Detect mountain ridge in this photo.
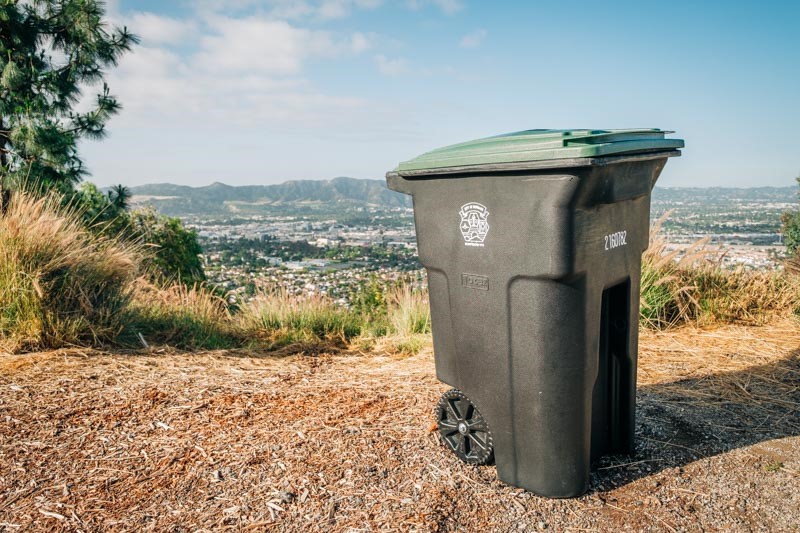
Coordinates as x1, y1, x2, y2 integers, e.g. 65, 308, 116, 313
127, 178, 795, 217
128, 177, 410, 215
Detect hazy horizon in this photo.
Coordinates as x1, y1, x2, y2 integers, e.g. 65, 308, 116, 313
122, 176, 797, 191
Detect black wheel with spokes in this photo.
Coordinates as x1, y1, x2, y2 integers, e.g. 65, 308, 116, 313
435, 389, 494, 465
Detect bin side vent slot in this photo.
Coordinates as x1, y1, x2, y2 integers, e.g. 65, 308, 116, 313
593, 279, 632, 459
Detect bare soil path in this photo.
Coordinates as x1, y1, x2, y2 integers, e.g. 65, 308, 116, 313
1, 321, 799, 532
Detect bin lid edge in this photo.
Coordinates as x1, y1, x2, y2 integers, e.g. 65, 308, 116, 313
394, 129, 684, 174
388, 149, 681, 179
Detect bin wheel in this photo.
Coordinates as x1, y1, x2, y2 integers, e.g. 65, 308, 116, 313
435, 389, 494, 465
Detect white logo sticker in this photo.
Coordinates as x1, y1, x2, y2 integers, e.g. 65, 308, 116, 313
459, 202, 489, 247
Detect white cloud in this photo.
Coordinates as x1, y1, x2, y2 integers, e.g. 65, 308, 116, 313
433, 0, 463, 14
115, 46, 184, 79
350, 32, 373, 53
265, 1, 315, 19
459, 28, 487, 48
318, 0, 349, 19
191, 16, 371, 75
193, 0, 382, 20
304, 0, 384, 20
128, 12, 197, 45
192, 0, 265, 14
194, 17, 339, 75
98, 4, 387, 132
374, 54, 410, 76
406, 0, 463, 15
104, 17, 371, 129
108, 47, 365, 128
83, 1, 446, 186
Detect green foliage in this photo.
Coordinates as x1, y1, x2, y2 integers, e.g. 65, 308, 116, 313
60, 183, 207, 284
108, 184, 131, 210
780, 210, 800, 255
639, 259, 683, 329
781, 176, 800, 256
0, 0, 137, 195
350, 277, 389, 317
128, 209, 205, 284
67, 182, 128, 233
65, 185, 206, 284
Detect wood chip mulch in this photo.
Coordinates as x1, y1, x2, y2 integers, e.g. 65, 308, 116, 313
1, 320, 799, 531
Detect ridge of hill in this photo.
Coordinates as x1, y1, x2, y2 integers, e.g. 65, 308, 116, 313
128, 177, 410, 215
127, 178, 795, 218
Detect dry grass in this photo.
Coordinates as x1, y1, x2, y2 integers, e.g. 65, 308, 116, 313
0, 194, 433, 354
366, 284, 432, 355
1, 320, 798, 531
786, 255, 800, 277
640, 217, 800, 329
127, 279, 240, 349
639, 319, 800, 419
239, 286, 364, 349
0, 192, 139, 352
237, 283, 432, 355
386, 284, 431, 337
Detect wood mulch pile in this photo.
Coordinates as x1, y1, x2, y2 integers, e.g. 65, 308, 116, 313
1, 320, 799, 531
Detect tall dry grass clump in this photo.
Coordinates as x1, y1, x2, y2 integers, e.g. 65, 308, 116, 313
374, 284, 432, 354
127, 279, 238, 349
386, 284, 431, 337
0, 192, 139, 352
240, 287, 363, 349
641, 218, 800, 329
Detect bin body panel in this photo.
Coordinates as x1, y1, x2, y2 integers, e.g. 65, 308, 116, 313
427, 269, 459, 385
389, 155, 672, 497
506, 276, 592, 496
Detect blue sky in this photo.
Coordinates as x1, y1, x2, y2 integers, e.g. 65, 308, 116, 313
81, 0, 800, 188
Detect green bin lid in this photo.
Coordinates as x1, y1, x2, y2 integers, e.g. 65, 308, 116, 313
394, 129, 683, 174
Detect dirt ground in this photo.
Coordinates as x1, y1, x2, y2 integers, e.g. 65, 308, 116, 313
1, 321, 799, 532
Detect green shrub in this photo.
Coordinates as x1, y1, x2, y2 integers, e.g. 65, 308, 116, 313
128, 209, 205, 284
781, 210, 800, 257
781, 176, 800, 256
349, 276, 389, 317
67, 184, 206, 285
639, 259, 681, 329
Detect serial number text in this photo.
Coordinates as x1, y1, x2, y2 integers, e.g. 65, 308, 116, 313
604, 231, 628, 251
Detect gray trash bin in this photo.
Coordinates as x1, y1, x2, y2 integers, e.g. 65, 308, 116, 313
386, 129, 683, 498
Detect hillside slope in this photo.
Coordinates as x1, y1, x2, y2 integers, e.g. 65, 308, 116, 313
1, 322, 798, 530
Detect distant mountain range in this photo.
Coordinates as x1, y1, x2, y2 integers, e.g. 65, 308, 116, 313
129, 177, 410, 216
128, 177, 795, 218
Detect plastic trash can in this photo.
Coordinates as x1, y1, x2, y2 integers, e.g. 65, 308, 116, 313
386, 129, 683, 498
